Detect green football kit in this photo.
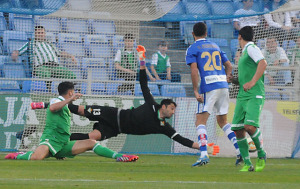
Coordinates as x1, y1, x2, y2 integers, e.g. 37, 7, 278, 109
232, 42, 265, 130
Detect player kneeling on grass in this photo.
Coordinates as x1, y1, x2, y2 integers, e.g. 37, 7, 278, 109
5, 82, 138, 162
30, 45, 220, 159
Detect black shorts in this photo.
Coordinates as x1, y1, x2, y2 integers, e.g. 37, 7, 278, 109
84, 105, 120, 140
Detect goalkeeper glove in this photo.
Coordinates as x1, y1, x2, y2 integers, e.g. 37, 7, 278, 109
136, 45, 146, 61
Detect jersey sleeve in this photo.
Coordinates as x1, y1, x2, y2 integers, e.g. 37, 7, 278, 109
163, 123, 194, 148
140, 69, 157, 105
114, 50, 121, 62
50, 98, 61, 105
186, 45, 197, 66
49, 43, 60, 56
220, 50, 229, 64
151, 53, 158, 65
18, 42, 29, 56
247, 45, 265, 64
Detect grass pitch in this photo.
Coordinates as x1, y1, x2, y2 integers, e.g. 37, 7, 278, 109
0, 153, 299, 189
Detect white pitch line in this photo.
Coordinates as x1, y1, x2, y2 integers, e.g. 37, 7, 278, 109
0, 178, 297, 185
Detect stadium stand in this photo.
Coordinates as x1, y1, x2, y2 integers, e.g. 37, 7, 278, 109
160, 84, 186, 97
185, 0, 211, 16
134, 83, 160, 96
84, 34, 111, 58
9, 14, 34, 38
91, 20, 115, 37
62, 18, 90, 34
2, 30, 28, 54
35, 16, 61, 33
30, 80, 48, 93
58, 33, 85, 57
0, 80, 21, 92
2, 63, 26, 79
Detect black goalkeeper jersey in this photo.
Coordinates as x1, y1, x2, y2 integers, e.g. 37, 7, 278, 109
119, 69, 194, 148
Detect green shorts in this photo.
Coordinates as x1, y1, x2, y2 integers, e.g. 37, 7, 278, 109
39, 135, 76, 158
231, 96, 264, 131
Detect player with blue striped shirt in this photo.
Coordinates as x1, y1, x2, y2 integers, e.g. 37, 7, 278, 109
186, 22, 242, 166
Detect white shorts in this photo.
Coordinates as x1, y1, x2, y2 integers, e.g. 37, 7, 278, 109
196, 88, 229, 115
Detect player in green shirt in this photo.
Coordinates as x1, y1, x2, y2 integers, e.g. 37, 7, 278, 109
5, 82, 138, 162
230, 26, 267, 172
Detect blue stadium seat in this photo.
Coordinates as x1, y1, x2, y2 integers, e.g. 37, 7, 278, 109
211, 23, 234, 38
256, 38, 266, 49
3, 30, 28, 53
0, 80, 21, 93
0, 15, 7, 35
211, 1, 235, 16
82, 57, 106, 68
50, 81, 60, 94
282, 40, 296, 52
0, 55, 8, 77
69, 67, 83, 79
90, 67, 109, 81
0, 43, 3, 55
230, 39, 239, 60
135, 83, 160, 96
91, 20, 115, 37
112, 35, 124, 53
81, 82, 106, 95
58, 33, 85, 57
84, 34, 111, 58
185, 1, 211, 16
160, 84, 186, 97
30, 80, 48, 93
183, 22, 196, 44
62, 18, 90, 34
106, 82, 133, 96
2, 63, 26, 79
7, 39, 29, 54
9, 14, 34, 35
45, 32, 57, 44
22, 80, 32, 93
82, 58, 106, 79
35, 16, 61, 33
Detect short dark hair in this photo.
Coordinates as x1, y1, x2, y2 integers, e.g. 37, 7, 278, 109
124, 33, 135, 40
160, 99, 177, 108
239, 26, 253, 41
35, 25, 45, 30
193, 22, 207, 37
158, 40, 168, 47
58, 82, 74, 95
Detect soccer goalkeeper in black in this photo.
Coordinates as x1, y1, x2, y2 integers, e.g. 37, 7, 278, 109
32, 46, 215, 151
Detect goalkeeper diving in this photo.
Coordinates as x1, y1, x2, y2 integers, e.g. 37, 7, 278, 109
31, 45, 220, 156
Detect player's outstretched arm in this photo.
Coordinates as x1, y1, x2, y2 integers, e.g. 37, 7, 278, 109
137, 45, 157, 105
49, 93, 82, 112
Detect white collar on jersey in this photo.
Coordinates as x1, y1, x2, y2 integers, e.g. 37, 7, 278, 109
195, 38, 206, 42
58, 96, 65, 101
242, 42, 254, 52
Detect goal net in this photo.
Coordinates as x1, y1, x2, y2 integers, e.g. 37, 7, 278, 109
0, 0, 299, 158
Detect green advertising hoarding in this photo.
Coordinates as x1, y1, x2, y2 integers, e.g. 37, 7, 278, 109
0, 94, 31, 151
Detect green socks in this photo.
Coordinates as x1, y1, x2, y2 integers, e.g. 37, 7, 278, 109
93, 143, 123, 159
237, 137, 252, 166
16, 151, 34, 160
251, 129, 266, 158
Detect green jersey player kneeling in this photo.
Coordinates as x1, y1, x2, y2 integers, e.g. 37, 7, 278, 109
5, 82, 138, 162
